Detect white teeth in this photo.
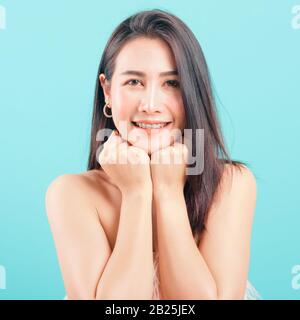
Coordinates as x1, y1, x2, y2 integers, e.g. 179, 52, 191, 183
134, 122, 168, 129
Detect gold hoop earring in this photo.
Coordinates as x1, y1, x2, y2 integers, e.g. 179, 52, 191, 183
103, 102, 113, 118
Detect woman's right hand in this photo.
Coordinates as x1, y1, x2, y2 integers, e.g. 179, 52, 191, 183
98, 130, 152, 194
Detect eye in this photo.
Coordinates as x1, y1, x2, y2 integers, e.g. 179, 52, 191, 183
125, 79, 180, 88
126, 79, 142, 86
166, 80, 180, 88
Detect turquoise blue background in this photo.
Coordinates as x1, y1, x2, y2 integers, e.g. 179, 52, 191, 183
0, 0, 299, 299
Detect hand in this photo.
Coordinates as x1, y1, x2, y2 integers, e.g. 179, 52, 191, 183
150, 140, 189, 195
98, 130, 152, 194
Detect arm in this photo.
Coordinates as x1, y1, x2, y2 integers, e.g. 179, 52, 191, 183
154, 187, 217, 299
96, 187, 154, 299
45, 174, 154, 300
154, 164, 257, 300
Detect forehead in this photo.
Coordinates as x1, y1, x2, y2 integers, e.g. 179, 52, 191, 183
114, 37, 177, 74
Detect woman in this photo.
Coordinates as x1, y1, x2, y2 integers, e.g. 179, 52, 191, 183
46, 9, 261, 300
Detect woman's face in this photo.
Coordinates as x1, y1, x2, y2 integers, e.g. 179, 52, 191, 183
100, 36, 186, 154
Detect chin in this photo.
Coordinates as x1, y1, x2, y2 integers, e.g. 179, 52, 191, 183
124, 125, 182, 154
131, 138, 174, 155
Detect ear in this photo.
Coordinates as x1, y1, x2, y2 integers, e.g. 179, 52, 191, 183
99, 73, 111, 101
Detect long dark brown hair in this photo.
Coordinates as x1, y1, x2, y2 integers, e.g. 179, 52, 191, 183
87, 9, 246, 243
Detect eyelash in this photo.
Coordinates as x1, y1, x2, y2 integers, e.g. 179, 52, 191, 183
125, 79, 180, 88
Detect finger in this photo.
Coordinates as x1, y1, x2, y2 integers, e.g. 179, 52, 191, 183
105, 129, 124, 148
112, 130, 133, 146
173, 142, 189, 164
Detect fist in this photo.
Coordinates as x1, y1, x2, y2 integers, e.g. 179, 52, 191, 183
98, 130, 152, 194
150, 141, 189, 194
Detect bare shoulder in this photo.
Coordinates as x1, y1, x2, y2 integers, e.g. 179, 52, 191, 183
198, 164, 257, 299
45, 169, 122, 222
45, 171, 114, 299
199, 163, 257, 250
220, 164, 256, 193
45, 170, 108, 217
46, 170, 96, 200
209, 163, 257, 219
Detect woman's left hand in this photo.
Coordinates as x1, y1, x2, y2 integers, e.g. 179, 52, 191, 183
150, 141, 189, 195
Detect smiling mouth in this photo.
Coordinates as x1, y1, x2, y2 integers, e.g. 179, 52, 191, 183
131, 121, 172, 129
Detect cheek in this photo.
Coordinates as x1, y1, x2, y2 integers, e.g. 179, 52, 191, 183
172, 104, 185, 126
117, 105, 128, 120
114, 90, 136, 120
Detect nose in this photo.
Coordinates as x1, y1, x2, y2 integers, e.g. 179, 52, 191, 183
137, 83, 163, 114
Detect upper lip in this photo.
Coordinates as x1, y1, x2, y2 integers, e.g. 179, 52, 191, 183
132, 120, 172, 124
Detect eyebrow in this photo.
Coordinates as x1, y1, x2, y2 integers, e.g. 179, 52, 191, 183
120, 70, 178, 77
